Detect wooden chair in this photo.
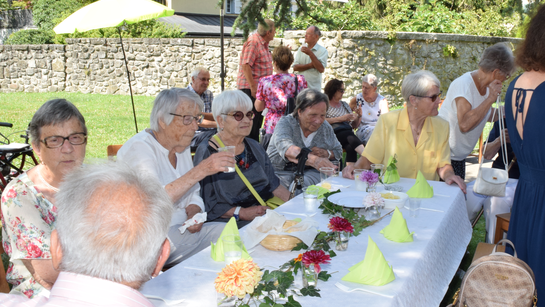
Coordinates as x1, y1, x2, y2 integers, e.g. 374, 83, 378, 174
0, 242, 10, 293
107, 145, 123, 161
495, 212, 511, 244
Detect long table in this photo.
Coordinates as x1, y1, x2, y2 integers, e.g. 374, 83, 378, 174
140, 176, 472, 307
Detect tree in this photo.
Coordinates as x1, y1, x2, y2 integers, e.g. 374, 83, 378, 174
229, 0, 525, 39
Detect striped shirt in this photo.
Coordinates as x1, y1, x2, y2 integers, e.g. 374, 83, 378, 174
237, 32, 273, 89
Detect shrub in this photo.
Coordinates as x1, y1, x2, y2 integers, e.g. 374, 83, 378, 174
4, 28, 55, 45
32, 0, 84, 31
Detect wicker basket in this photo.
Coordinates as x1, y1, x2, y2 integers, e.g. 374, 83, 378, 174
260, 220, 303, 251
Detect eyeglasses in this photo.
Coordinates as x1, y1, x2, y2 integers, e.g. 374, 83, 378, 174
339, 89, 345, 93
222, 111, 255, 121
41, 133, 87, 149
413, 91, 442, 102
169, 113, 204, 125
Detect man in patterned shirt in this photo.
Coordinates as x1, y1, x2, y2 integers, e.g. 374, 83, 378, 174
237, 19, 275, 141
187, 67, 216, 151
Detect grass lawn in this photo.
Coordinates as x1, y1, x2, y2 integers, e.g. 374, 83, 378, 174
1, 92, 155, 159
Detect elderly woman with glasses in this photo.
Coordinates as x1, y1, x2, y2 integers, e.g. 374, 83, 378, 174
438, 43, 516, 179
117, 88, 228, 268
1, 99, 87, 298
324, 79, 364, 166
268, 88, 343, 189
194, 90, 290, 228
349, 74, 390, 144
343, 71, 466, 192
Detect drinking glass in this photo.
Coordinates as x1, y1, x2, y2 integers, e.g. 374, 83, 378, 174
331, 160, 340, 177
217, 146, 236, 173
319, 167, 335, 183
408, 198, 421, 218
353, 169, 366, 191
222, 234, 243, 264
303, 187, 319, 212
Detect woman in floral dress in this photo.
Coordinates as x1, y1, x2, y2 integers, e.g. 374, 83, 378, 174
255, 46, 307, 134
1, 99, 87, 298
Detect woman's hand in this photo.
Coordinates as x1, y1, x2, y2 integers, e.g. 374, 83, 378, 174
311, 157, 335, 170
444, 173, 467, 194
240, 206, 268, 220
195, 151, 235, 176
185, 204, 203, 233
488, 79, 503, 99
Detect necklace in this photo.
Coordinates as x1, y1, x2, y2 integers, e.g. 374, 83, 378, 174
37, 167, 60, 193
235, 145, 250, 170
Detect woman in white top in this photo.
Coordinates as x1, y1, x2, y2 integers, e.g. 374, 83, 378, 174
117, 88, 231, 268
437, 43, 516, 179
349, 74, 390, 144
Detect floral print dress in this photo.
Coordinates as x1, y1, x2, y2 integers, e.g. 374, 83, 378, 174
256, 73, 307, 134
1, 173, 56, 298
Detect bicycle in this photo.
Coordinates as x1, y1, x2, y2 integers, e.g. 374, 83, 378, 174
0, 122, 39, 192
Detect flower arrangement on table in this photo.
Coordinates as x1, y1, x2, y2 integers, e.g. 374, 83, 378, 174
215, 250, 333, 306
328, 216, 354, 251
359, 170, 379, 192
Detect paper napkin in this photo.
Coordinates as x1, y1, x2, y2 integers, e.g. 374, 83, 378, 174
178, 212, 207, 234
306, 185, 330, 199
380, 207, 414, 242
406, 171, 434, 198
210, 217, 252, 261
342, 236, 395, 286
383, 156, 400, 184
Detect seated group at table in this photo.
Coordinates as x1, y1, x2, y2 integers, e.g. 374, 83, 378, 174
0, 70, 502, 300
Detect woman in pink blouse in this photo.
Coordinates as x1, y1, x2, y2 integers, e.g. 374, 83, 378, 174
255, 46, 307, 134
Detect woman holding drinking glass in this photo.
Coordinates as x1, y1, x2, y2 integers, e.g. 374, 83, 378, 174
1, 99, 87, 298
194, 90, 290, 228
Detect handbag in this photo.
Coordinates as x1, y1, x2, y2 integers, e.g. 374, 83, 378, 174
473, 96, 509, 197
448, 239, 537, 307
284, 74, 299, 116
213, 135, 284, 209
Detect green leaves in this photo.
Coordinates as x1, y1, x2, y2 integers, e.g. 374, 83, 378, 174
300, 286, 321, 297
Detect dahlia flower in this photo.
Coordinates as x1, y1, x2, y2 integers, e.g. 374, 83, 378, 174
328, 216, 354, 233
301, 250, 331, 273
215, 259, 263, 299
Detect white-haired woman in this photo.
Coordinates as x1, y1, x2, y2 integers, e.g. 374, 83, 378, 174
349, 74, 389, 144
343, 71, 466, 192
1, 99, 87, 298
438, 43, 516, 179
117, 88, 228, 268
193, 90, 290, 228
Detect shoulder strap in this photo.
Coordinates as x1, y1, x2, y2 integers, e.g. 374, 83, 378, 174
212, 135, 268, 207
479, 96, 508, 172
294, 74, 299, 96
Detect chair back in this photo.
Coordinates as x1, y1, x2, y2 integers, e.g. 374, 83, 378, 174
107, 145, 123, 161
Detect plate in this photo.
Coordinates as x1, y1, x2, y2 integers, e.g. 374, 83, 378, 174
327, 191, 367, 208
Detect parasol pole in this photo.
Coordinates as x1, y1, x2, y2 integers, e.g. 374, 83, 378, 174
118, 26, 138, 134
220, 7, 225, 91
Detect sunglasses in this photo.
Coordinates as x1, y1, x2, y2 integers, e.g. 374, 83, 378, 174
222, 111, 255, 121
413, 91, 442, 102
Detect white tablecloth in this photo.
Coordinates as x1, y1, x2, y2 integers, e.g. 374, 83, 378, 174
140, 177, 472, 307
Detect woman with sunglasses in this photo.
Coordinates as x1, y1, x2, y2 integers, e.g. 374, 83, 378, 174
343, 71, 466, 192
323, 79, 364, 166
194, 90, 290, 228
438, 43, 516, 179
117, 88, 228, 268
1, 99, 87, 298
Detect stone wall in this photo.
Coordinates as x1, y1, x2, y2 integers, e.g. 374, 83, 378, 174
0, 31, 522, 107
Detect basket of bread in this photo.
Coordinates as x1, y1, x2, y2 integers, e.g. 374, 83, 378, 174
260, 220, 303, 251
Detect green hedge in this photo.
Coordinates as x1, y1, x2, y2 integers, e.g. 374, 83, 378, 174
4, 28, 55, 45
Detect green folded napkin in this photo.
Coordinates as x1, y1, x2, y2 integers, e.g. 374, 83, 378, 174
380, 207, 414, 242
306, 185, 330, 199
266, 196, 285, 209
383, 156, 400, 184
211, 217, 252, 261
406, 170, 433, 198
341, 236, 395, 286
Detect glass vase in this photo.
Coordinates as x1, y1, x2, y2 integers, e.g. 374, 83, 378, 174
366, 182, 377, 193
335, 231, 350, 251
362, 205, 381, 220
302, 264, 318, 288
